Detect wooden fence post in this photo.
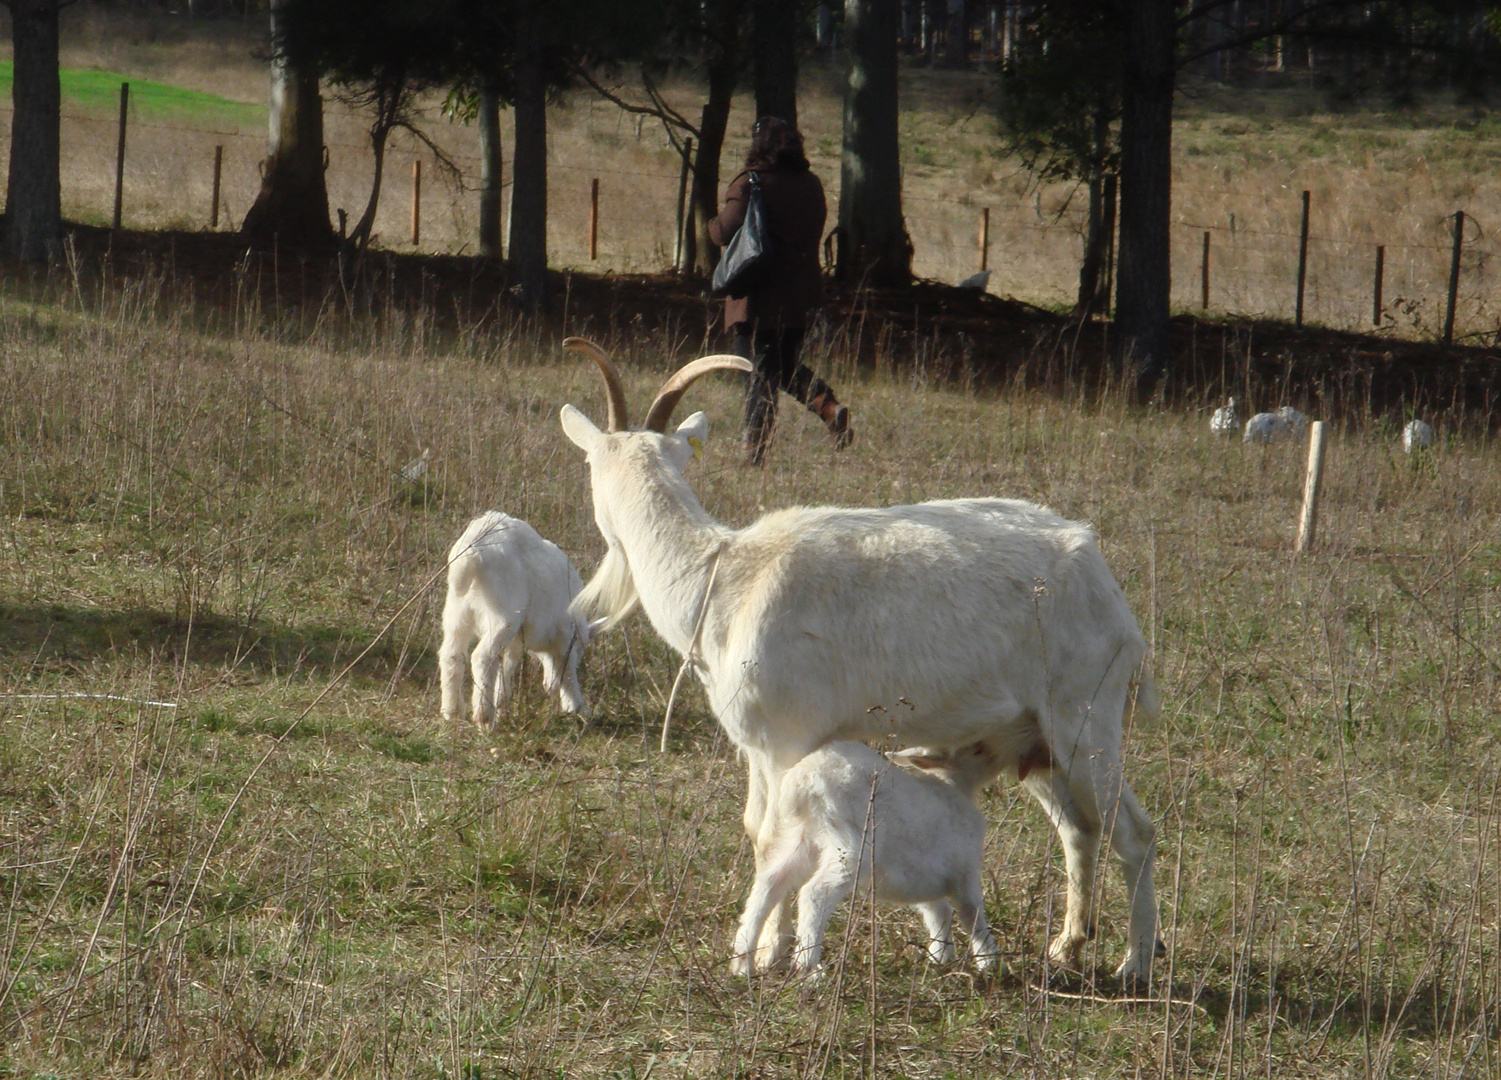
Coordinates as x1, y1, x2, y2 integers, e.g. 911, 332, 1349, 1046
1443, 210, 1463, 345
979, 207, 990, 272
589, 177, 600, 260
674, 137, 693, 274
1296, 421, 1329, 555
210, 145, 224, 229
1372, 245, 1384, 327
113, 82, 129, 230
1295, 189, 1310, 327
410, 160, 422, 245
1200, 230, 1211, 309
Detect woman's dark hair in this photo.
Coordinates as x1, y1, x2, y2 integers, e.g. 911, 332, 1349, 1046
746, 117, 810, 172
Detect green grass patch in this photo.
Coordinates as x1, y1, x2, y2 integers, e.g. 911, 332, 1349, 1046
0, 61, 264, 125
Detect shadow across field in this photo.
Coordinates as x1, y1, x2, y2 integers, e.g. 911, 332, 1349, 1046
1114, 963, 1493, 1044
31, 224, 1501, 431
0, 601, 432, 684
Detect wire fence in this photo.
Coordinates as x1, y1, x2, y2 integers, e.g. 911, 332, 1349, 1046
6, 88, 1500, 345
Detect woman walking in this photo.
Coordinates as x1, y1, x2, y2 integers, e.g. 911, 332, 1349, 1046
708, 117, 852, 466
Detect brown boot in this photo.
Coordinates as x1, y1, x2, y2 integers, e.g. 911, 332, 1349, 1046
810, 392, 852, 450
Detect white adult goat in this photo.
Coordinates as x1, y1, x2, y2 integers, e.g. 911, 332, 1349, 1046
439, 511, 596, 731
559, 339, 1162, 986
733, 740, 1006, 978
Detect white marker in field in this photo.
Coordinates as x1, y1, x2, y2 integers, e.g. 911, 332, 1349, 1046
1402, 419, 1434, 454
1295, 421, 1329, 555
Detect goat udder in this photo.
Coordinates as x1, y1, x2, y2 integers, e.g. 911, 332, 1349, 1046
1016, 742, 1052, 782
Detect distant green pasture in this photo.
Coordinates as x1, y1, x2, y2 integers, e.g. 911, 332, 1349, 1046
0, 62, 264, 126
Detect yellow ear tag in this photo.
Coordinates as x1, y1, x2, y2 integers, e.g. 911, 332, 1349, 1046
689, 437, 704, 460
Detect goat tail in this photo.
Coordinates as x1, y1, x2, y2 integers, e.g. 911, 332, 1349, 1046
572, 543, 640, 632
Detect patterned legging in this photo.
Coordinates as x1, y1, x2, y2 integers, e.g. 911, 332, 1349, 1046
732, 322, 833, 461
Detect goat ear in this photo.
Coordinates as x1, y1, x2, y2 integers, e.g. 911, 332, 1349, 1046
676, 410, 708, 443
669, 411, 709, 465
560, 404, 603, 452
888, 746, 950, 773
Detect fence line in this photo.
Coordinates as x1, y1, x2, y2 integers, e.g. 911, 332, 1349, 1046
2, 93, 1498, 342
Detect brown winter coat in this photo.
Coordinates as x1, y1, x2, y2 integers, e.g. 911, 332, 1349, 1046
708, 166, 826, 330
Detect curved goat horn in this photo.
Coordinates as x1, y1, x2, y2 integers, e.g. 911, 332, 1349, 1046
563, 337, 629, 433
643, 354, 754, 433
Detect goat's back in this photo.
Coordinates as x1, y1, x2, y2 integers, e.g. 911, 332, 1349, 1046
703, 498, 1147, 756
446, 512, 583, 626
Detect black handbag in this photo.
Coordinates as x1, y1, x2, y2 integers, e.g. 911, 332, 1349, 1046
711, 171, 773, 297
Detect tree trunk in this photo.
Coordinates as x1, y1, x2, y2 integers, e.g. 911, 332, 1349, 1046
1074, 106, 1115, 317
510, 0, 548, 308
1112, 0, 1174, 401
348, 103, 396, 250
690, 0, 748, 278
753, 0, 799, 125
241, 0, 334, 249
1076, 174, 1108, 317
478, 80, 504, 258
3, 0, 63, 263
837, 0, 912, 287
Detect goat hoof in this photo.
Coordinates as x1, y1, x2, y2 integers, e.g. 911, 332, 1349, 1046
1115, 956, 1153, 992
790, 962, 826, 986
1046, 934, 1086, 968
971, 949, 1003, 977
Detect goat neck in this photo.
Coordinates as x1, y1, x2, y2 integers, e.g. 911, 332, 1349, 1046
561, 348, 748, 659
608, 439, 731, 657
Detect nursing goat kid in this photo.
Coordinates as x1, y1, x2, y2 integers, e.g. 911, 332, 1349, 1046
734, 740, 1006, 978
559, 338, 1163, 986
440, 511, 597, 731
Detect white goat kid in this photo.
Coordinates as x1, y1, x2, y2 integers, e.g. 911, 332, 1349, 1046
439, 511, 595, 731
559, 339, 1162, 986
733, 740, 1006, 978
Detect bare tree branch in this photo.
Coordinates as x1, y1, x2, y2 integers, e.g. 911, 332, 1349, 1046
571, 63, 699, 156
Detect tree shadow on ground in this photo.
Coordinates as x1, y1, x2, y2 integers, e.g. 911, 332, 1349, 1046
1044, 959, 1489, 1043
0, 602, 433, 685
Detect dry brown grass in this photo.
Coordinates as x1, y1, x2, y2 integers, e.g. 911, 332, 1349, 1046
0, 251, 1498, 1077
0, 12, 1499, 1080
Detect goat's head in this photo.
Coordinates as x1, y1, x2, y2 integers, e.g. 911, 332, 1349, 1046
889, 741, 1008, 800
560, 337, 751, 628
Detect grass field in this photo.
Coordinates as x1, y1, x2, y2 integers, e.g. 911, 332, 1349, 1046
0, 253, 1498, 1077
0, 11, 1498, 1079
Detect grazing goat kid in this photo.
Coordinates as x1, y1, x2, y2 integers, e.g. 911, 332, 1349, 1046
560, 338, 1163, 987
733, 741, 1006, 978
439, 511, 596, 730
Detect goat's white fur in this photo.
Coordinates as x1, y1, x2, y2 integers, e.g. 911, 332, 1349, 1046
560, 351, 1162, 986
733, 740, 1005, 977
439, 511, 594, 730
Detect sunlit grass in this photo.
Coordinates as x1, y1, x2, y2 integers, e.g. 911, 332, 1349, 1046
0, 60, 264, 125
